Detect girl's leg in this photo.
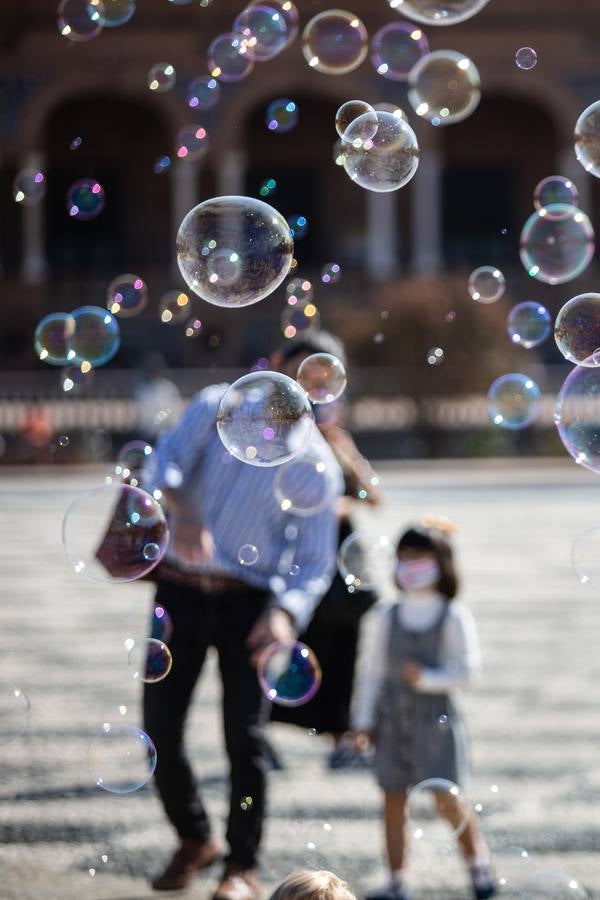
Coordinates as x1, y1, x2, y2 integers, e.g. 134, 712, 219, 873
384, 791, 408, 873
433, 791, 479, 858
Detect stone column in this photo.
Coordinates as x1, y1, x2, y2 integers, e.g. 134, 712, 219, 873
411, 134, 443, 275
366, 191, 398, 281
171, 157, 200, 279
20, 150, 49, 285
216, 147, 247, 197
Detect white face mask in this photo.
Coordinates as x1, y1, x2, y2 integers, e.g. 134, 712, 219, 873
395, 558, 441, 592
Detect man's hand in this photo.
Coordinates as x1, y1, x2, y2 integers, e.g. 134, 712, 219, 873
247, 608, 296, 667
401, 660, 422, 687
169, 520, 214, 567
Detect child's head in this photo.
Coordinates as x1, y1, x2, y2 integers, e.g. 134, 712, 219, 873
396, 517, 458, 600
269, 871, 356, 900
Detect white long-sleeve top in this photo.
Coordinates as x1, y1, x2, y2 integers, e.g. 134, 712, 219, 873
352, 592, 482, 731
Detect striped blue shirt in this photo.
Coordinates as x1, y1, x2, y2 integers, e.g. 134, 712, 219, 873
149, 383, 343, 631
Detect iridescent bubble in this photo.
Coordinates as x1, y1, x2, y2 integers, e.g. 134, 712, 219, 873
187, 75, 220, 110
487, 373, 541, 430
519, 205, 595, 285
148, 62, 176, 92
373, 101, 407, 119
116, 440, 154, 483
128, 638, 173, 683
177, 196, 294, 308
153, 155, 171, 175
555, 361, 600, 473
574, 100, 600, 178
408, 50, 481, 125
342, 110, 419, 193
495, 847, 531, 892
266, 99, 298, 133
175, 125, 209, 161
62, 483, 169, 582
287, 213, 308, 240
281, 301, 321, 339
515, 46, 537, 70
522, 872, 588, 900
407, 779, 469, 850
296, 353, 347, 404
286, 277, 313, 305
534, 176, 579, 214
58, 0, 104, 41
184, 317, 203, 338
234, 4, 289, 61
321, 262, 341, 284
338, 532, 394, 590
70, 136, 83, 150
508, 302, 551, 349
34, 312, 76, 366
274, 448, 339, 516
217, 371, 313, 467
66, 178, 105, 220
571, 527, 600, 585
259, 177, 277, 198
107, 274, 148, 318
208, 33, 255, 82
151, 604, 173, 642
13, 169, 46, 206
468, 266, 505, 304
335, 100, 377, 140
302, 10, 368, 76
0, 683, 30, 745
258, 640, 321, 706
61, 363, 94, 392
387, 0, 490, 25
238, 543, 259, 566
159, 289, 191, 324
249, 0, 299, 48
88, 723, 157, 793
554, 294, 600, 365
89, 0, 135, 27
58, 435, 70, 447
70, 306, 120, 367
371, 21, 429, 81
426, 346, 445, 365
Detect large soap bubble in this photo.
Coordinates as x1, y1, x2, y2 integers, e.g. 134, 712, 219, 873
575, 100, 600, 178
177, 196, 294, 308
408, 50, 480, 125
519, 205, 595, 285
342, 110, 419, 192
487, 374, 541, 430
555, 361, 600, 473
302, 10, 368, 75
554, 294, 600, 366
387, 0, 490, 25
216, 371, 313, 466
88, 723, 157, 793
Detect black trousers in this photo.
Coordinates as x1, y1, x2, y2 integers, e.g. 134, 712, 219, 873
143, 580, 272, 869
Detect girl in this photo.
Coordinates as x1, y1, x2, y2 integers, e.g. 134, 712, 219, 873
353, 519, 496, 900
269, 871, 356, 900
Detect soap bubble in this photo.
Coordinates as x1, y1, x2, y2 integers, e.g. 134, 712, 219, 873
184, 317, 203, 338
342, 109, 419, 192
487, 373, 541, 430
287, 214, 308, 240
338, 532, 394, 590
522, 872, 588, 900
58, 0, 104, 41
373, 101, 407, 119
0, 683, 30, 745
61, 363, 94, 393
468, 266, 505, 303
34, 312, 76, 365
62, 483, 169, 582
128, 638, 173, 683
427, 346, 445, 365
258, 640, 321, 706
66, 178, 105, 220
217, 372, 313, 466
153, 155, 171, 175
335, 100, 377, 140
90, 0, 135, 27
88, 723, 157, 793
175, 125, 209, 161
238, 544, 259, 566
407, 779, 469, 850
281, 301, 321, 338
266, 99, 298, 132
321, 262, 341, 284
534, 176, 579, 214
302, 10, 368, 76
187, 75, 220, 110
387, 0, 490, 25
208, 33, 254, 82
371, 21, 429, 81
555, 361, 600, 473
554, 294, 600, 365
575, 100, 600, 178
159, 289, 191, 324
234, 4, 289, 61
115, 440, 154, 483
150, 604, 173, 643
495, 847, 531, 892
273, 448, 339, 516
13, 169, 46, 206
515, 46, 537, 70
177, 196, 293, 307
571, 527, 600, 585
296, 353, 347, 404
286, 277, 313, 305
508, 302, 551, 349
408, 50, 480, 125
107, 274, 148, 318
259, 177, 277, 198
70, 306, 120, 367
519, 205, 595, 285
249, 0, 299, 48
148, 62, 176, 92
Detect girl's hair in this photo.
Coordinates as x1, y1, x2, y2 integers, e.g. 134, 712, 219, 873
269, 871, 356, 900
396, 521, 459, 600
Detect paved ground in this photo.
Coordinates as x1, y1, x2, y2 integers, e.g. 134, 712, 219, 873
1, 461, 600, 900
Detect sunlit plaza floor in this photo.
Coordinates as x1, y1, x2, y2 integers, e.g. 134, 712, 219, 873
1, 460, 600, 899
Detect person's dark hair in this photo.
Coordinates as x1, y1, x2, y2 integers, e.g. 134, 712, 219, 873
396, 524, 459, 600
278, 330, 347, 368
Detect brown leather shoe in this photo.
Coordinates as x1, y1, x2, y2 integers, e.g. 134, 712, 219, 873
152, 837, 223, 891
212, 866, 260, 900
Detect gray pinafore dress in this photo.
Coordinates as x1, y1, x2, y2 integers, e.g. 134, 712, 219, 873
374, 601, 469, 792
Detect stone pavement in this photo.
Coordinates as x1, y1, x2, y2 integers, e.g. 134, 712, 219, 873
1, 461, 600, 900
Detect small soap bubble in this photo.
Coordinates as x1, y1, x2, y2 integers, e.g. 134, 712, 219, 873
107, 274, 148, 318
534, 176, 578, 213
302, 10, 368, 75
187, 75, 220, 110
153, 155, 171, 174
508, 302, 551, 349
427, 347, 445, 366
238, 544, 259, 566
258, 640, 321, 706
70, 306, 120, 367
148, 62, 176, 92
296, 353, 347, 404
70, 136, 83, 150
487, 374, 541, 430
287, 214, 308, 240
159, 290, 190, 324
176, 125, 209, 161
321, 262, 341, 284
208, 32, 254, 82
520, 205, 595, 285
281, 301, 321, 338
184, 317, 203, 338
289, 564, 300, 576
266, 99, 298, 133
259, 177, 277, 198
13, 169, 46, 206
515, 47, 537, 70
274, 448, 338, 516
407, 778, 468, 850
58, 435, 70, 447
128, 638, 173, 683
67, 178, 105, 220
468, 266, 505, 303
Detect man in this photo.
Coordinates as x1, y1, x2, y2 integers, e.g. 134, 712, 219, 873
144, 334, 343, 898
